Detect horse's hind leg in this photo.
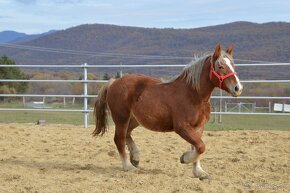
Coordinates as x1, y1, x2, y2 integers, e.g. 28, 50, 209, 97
126, 118, 140, 167
113, 115, 137, 171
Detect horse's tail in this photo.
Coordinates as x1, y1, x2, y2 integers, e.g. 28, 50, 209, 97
92, 80, 114, 137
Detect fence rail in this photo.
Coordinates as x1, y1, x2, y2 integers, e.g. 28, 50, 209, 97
1, 63, 290, 68
1, 62, 290, 128
1, 94, 290, 100
2, 79, 290, 83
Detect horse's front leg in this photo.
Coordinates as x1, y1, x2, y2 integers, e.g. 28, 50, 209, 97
193, 158, 210, 180
175, 128, 210, 180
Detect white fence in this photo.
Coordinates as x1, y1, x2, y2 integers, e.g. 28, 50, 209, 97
1, 63, 290, 128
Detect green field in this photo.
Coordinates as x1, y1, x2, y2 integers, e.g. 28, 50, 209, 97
0, 110, 289, 131
206, 114, 290, 131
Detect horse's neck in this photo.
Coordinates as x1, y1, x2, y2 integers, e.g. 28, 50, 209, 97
199, 86, 214, 103
173, 78, 214, 103
195, 57, 215, 102
171, 56, 215, 102
198, 68, 215, 102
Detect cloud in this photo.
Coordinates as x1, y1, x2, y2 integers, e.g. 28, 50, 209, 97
1, 0, 290, 33
13, 0, 84, 5
0, 15, 13, 19
13, 0, 36, 4
52, 0, 83, 4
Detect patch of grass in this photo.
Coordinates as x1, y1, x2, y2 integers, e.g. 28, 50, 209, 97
0, 111, 95, 125
206, 114, 290, 131
0, 110, 289, 131
0, 102, 83, 109
0, 103, 26, 108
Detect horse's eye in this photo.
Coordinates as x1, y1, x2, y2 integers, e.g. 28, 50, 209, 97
218, 66, 224, 70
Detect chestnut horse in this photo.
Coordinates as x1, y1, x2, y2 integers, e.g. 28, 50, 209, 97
92, 44, 243, 180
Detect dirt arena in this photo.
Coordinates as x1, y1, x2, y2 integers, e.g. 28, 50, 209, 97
0, 123, 289, 193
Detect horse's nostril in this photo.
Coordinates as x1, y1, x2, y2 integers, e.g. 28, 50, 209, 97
234, 86, 239, 92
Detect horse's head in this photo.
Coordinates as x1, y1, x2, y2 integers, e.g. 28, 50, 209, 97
210, 44, 243, 97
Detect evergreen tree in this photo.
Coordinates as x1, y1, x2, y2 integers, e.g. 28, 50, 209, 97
103, 73, 110, 80
0, 55, 28, 94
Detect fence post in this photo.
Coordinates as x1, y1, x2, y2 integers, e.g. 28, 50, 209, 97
23, 96, 25, 106
219, 89, 222, 123
63, 97, 66, 108
225, 102, 227, 112
120, 62, 123, 77
83, 63, 88, 128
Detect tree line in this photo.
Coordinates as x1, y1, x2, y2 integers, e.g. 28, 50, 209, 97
0, 55, 28, 95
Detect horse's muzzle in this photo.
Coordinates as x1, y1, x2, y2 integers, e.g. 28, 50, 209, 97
231, 84, 243, 97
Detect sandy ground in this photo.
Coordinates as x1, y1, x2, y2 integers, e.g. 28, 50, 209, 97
0, 123, 289, 193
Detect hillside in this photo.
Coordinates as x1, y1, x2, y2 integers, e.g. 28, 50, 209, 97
0, 31, 27, 43
0, 21, 290, 79
0, 30, 57, 43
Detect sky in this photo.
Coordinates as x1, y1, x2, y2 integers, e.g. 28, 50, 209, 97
0, 0, 290, 34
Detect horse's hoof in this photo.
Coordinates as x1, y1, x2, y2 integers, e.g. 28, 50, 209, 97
123, 165, 138, 172
180, 154, 185, 164
130, 159, 139, 167
199, 175, 212, 181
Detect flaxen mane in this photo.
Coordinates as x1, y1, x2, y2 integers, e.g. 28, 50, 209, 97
179, 55, 210, 91
166, 54, 209, 91
173, 51, 234, 91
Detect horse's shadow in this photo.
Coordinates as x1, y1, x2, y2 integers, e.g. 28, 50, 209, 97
1, 158, 165, 175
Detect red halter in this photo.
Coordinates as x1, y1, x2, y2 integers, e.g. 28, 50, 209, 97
209, 60, 237, 89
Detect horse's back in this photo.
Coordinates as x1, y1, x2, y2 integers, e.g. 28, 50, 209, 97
106, 74, 161, 110
106, 74, 173, 131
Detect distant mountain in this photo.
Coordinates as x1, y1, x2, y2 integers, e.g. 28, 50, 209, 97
0, 31, 27, 43
0, 30, 57, 43
0, 21, 290, 78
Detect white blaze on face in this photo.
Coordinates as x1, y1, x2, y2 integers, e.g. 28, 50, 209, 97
223, 57, 242, 89
223, 57, 235, 72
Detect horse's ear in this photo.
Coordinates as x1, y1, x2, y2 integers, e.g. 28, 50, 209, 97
213, 44, 222, 61
226, 44, 235, 56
